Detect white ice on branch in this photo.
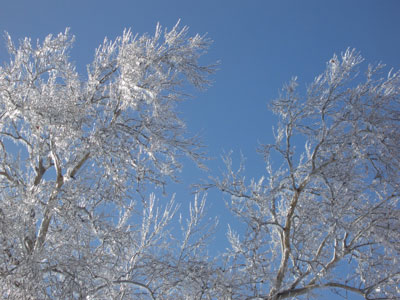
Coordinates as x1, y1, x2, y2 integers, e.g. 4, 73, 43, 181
0, 24, 399, 300
0, 23, 216, 299
211, 49, 400, 299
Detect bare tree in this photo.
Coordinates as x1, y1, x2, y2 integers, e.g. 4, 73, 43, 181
212, 50, 400, 300
0, 23, 216, 299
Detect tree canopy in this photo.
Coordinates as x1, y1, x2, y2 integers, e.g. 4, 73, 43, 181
0, 25, 399, 299
211, 49, 400, 300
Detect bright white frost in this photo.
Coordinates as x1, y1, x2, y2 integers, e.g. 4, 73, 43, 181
0, 24, 216, 299
1, 25, 399, 300
212, 49, 400, 300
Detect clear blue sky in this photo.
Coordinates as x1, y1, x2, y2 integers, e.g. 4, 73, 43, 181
1, 1, 400, 298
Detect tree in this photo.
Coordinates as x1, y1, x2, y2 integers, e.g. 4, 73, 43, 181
0, 23, 217, 299
212, 49, 400, 299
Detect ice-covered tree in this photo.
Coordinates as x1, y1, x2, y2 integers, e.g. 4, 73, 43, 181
0, 23, 216, 299
212, 49, 400, 300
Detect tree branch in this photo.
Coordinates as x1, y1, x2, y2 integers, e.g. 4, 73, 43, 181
90, 279, 157, 300
275, 281, 365, 299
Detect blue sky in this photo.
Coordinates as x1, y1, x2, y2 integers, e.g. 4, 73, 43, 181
1, 1, 400, 298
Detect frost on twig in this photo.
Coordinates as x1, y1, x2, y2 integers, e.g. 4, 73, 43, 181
212, 49, 400, 300
0, 23, 216, 299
